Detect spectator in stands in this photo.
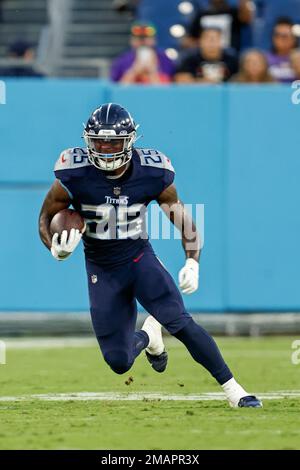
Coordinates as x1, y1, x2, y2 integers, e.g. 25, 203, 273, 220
185, 0, 254, 52
266, 17, 297, 83
175, 27, 238, 84
230, 49, 275, 83
291, 49, 300, 80
4, 40, 44, 77
110, 21, 174, 84
113, 0, 139, 16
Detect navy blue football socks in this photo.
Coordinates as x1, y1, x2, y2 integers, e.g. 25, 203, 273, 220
133, 330, 149, 358
174, 319, 233, 385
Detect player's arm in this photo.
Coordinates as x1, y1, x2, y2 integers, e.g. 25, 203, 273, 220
39, 179, 82, 261
157, 183, 201, 294
157, 183, 200, 261
39, 179, 71, 250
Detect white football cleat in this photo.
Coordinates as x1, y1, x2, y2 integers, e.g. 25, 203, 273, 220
141, 315, 165, 355
141, 315, 168, 373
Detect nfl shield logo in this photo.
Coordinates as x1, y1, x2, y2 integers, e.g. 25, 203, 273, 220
91, 274, 98, 284
113, 187, 121, 196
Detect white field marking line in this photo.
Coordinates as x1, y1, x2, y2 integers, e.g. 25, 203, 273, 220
3, 337, 97, 350
2, 336, 290, 356
0, 391, 300, 402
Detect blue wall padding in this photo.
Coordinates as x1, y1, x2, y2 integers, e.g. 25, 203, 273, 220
0, 80, 299, 311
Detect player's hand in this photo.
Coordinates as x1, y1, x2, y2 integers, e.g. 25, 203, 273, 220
178, 258, 199, 294
51, 229, 82, 261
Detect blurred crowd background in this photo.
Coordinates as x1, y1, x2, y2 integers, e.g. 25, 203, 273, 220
0, 0, 300, 84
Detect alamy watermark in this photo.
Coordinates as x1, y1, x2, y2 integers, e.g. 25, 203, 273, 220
291, 339, 300, 365
291, 81, 300, 105
0, 341, 6, 364
0, 80, 6, 105
82, 202, 204, 250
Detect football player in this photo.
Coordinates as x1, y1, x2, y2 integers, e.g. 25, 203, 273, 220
39, 103, 262, 408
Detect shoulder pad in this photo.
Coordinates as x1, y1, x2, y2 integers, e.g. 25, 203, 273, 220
135, 148, 174, 173
54, 147, 90, 171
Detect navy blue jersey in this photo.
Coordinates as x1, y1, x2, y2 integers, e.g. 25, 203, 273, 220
54, 147, 175, 266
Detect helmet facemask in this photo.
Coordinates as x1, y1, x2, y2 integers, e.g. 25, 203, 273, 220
83, 103, 139, 171
84, 130, 137, 171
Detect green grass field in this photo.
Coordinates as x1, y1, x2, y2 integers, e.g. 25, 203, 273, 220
0, 335, 300, 450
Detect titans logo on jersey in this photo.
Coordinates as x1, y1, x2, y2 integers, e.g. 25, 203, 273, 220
54, 147, 175, 266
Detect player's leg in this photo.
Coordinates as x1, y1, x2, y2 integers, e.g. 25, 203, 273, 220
133, 250, 231, 380
86, 259, 149, 374
134, 250, 262, 407
141, 314, 168, 372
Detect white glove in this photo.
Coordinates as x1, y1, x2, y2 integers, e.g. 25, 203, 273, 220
51, 228, 82, 261
178, 258, 199, 294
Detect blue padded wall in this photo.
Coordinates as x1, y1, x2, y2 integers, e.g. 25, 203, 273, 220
1, 80, 299, 312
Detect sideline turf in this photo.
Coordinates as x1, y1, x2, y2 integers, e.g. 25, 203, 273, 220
0, 336, 299, 449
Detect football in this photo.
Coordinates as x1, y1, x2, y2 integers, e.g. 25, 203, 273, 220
50, 208, 85, 236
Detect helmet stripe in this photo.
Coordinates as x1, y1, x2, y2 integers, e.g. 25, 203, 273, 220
106, 103, 112, 124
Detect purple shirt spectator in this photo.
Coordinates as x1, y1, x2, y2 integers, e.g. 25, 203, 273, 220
110, 21, 175, 83
266, 52, 295, 83
266, 17, 298, 83
111, 48, 174, 82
